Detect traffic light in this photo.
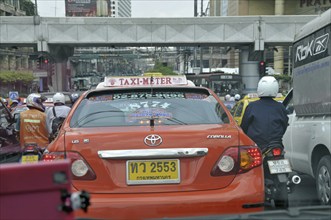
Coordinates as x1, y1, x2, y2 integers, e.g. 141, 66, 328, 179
38, 56, 50, 69
36, 57, 41, 69
259, 61, 266, 76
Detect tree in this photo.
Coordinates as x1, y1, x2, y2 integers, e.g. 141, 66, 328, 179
146, 61, 177, 75
0, 71, 35, 97
20, 0, 36, 16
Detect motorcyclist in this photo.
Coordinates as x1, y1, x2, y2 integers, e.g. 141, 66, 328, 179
15, 93, 49, 148
71, 93, 80, 104
224, 94, 231, 101
241, 76, 289, 150
234, 94, 241, 102
46, 93, 71, 139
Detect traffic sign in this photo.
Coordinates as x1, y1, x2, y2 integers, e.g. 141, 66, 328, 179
9, 91, 19, 100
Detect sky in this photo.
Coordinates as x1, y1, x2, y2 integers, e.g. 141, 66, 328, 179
36, 0, 206, 18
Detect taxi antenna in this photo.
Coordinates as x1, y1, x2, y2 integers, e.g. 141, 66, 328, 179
150, 76, 154, 95
150, 76, 154, 127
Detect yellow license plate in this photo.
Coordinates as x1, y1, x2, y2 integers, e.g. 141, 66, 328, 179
126, 159, 180, 185
21, 155, 39, 164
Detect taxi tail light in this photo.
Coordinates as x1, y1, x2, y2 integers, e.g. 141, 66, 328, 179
42, 152, 96, 180
238, 146, 262, 173
211, 147, 239, 176
211, 146, 262, 176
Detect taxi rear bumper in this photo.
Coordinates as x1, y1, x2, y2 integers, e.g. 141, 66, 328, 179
74, 168, 264, 220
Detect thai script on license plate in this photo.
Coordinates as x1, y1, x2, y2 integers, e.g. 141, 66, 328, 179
21, 155, 39, 164
126, 159, 180, 185
267, 159, 292, 174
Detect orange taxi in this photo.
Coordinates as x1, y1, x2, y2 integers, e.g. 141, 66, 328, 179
43, 75, 264, 219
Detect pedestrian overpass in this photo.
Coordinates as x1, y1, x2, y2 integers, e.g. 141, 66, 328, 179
0, 15, 317, 92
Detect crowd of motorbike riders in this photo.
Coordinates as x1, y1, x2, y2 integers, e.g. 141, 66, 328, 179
1, 76, 290, 208
1, 92, 76, 149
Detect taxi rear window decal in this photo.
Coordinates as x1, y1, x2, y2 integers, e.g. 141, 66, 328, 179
89, 92, 209, 101
128, 108, 173, 121
88, 95, 113, 102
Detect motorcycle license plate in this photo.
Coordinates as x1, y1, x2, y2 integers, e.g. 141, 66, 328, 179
267, 159, 292, 174
21, 155, 39, 164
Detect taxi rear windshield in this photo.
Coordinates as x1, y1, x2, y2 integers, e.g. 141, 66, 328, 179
70, 89, 229, 127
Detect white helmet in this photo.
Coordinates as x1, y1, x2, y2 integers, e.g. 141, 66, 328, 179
225, 94, 231, 101
26, 93, 44, 111
229, 97, 235, 102
234, 94, 241, 101
257, 76, 279, 98
53, 93, 65, 105
1, 98, 7, 104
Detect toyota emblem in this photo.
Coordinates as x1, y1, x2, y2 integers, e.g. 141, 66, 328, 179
144, 134, 163, 147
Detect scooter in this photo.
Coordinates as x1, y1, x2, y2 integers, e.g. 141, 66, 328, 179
20, 143, 45, 164
262, 141, 301, 209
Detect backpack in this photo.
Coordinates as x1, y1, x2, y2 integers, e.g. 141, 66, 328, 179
51, 107, 66, 136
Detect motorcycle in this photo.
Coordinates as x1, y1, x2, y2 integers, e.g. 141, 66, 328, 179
262, 141, 301, 209
20, 143, 45, 164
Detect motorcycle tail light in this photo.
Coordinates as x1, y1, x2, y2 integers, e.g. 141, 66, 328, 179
25, 146, 35, 151
272, 148, 282, 156
42, 152, 96, 180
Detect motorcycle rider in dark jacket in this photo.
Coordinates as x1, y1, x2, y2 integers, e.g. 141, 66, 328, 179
241, 76, 289, 150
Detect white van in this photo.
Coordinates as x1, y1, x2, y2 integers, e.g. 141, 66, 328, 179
282, 9, 331, 205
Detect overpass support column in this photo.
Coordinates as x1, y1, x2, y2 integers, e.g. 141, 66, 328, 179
239, 47, 260, 94
48, 46, 74, 92
274, 0, 285, 74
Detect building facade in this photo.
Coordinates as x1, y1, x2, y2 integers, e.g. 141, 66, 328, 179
65, 0, 131, 17
0, 0, 29, 72
0, 0, 26, 16
0, 0, 38, 97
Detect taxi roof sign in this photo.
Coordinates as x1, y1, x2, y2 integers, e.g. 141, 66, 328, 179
244, 92, 283, 99
103, 75, 189, 87
245, 93, 259, 99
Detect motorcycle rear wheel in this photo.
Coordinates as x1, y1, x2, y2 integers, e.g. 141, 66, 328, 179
273, 182, 289, 209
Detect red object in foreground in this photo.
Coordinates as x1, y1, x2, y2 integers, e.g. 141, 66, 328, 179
0, 160, 74, 220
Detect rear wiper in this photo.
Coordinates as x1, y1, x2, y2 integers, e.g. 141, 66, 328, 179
166, 117, 187, 125
148, 117, 187, 127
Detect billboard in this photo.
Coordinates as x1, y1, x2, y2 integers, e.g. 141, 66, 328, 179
65, 0, 97, 17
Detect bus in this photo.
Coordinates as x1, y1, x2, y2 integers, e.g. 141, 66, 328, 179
185, 72, 243, 96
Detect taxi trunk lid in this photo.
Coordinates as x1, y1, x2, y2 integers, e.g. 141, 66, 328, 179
66, 124, 240, 193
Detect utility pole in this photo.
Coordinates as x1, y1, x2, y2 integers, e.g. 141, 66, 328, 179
193, 0, 198, 73
200, 0, 204, 74
201, 0, 203, 16
34, 0, 38, 15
